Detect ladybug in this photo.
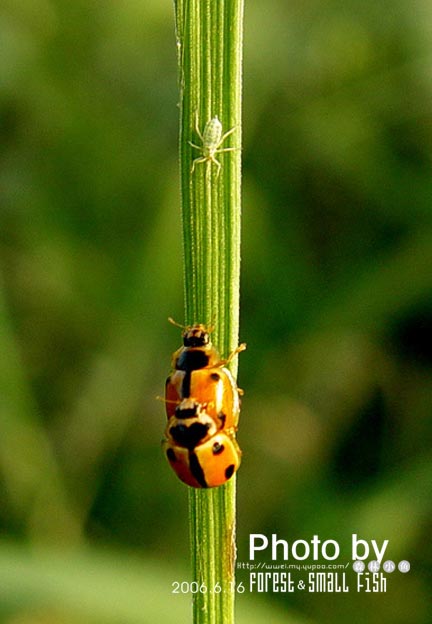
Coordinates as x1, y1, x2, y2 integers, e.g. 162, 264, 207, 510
163, 319, 245, 488
163, 413, 241, 489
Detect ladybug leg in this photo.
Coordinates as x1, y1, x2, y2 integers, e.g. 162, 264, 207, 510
219, 342, 247, 367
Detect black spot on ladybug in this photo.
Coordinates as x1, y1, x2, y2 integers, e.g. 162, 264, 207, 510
189, 451, 208, 487
177, 350, 210, 372
212, 442, 225, 455
218, 412, 226, 427
170, 422, 210, 449
166, 448, 177, 462
181, 371, 192, 396
210, 372, 220, 381
225, 464, 235, 479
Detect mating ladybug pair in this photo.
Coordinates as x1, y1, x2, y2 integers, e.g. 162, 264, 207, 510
163, 320, 246, 488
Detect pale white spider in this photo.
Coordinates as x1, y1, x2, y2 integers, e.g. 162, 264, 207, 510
189, 114, 238, 176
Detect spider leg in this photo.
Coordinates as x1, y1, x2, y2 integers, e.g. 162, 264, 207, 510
213, 157, 222, 178
220, 126, 236, 143
191, 156, 207, 173
215, 147, 238, 154
194, 111, 204, 142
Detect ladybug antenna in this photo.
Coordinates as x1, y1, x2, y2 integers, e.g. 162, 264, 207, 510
168, 317, 187, 330
156, 395, 179, 405
168, 317, 214, 335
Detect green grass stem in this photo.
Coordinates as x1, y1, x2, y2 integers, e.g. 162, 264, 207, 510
173, 1, 244, 622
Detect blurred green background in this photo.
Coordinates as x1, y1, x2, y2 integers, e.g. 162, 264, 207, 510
1, 0, 432, 623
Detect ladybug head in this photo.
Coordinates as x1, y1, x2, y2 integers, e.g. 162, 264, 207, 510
168, 318, 213, 348
175, 398, 200, 419
182, 325, 211, 348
